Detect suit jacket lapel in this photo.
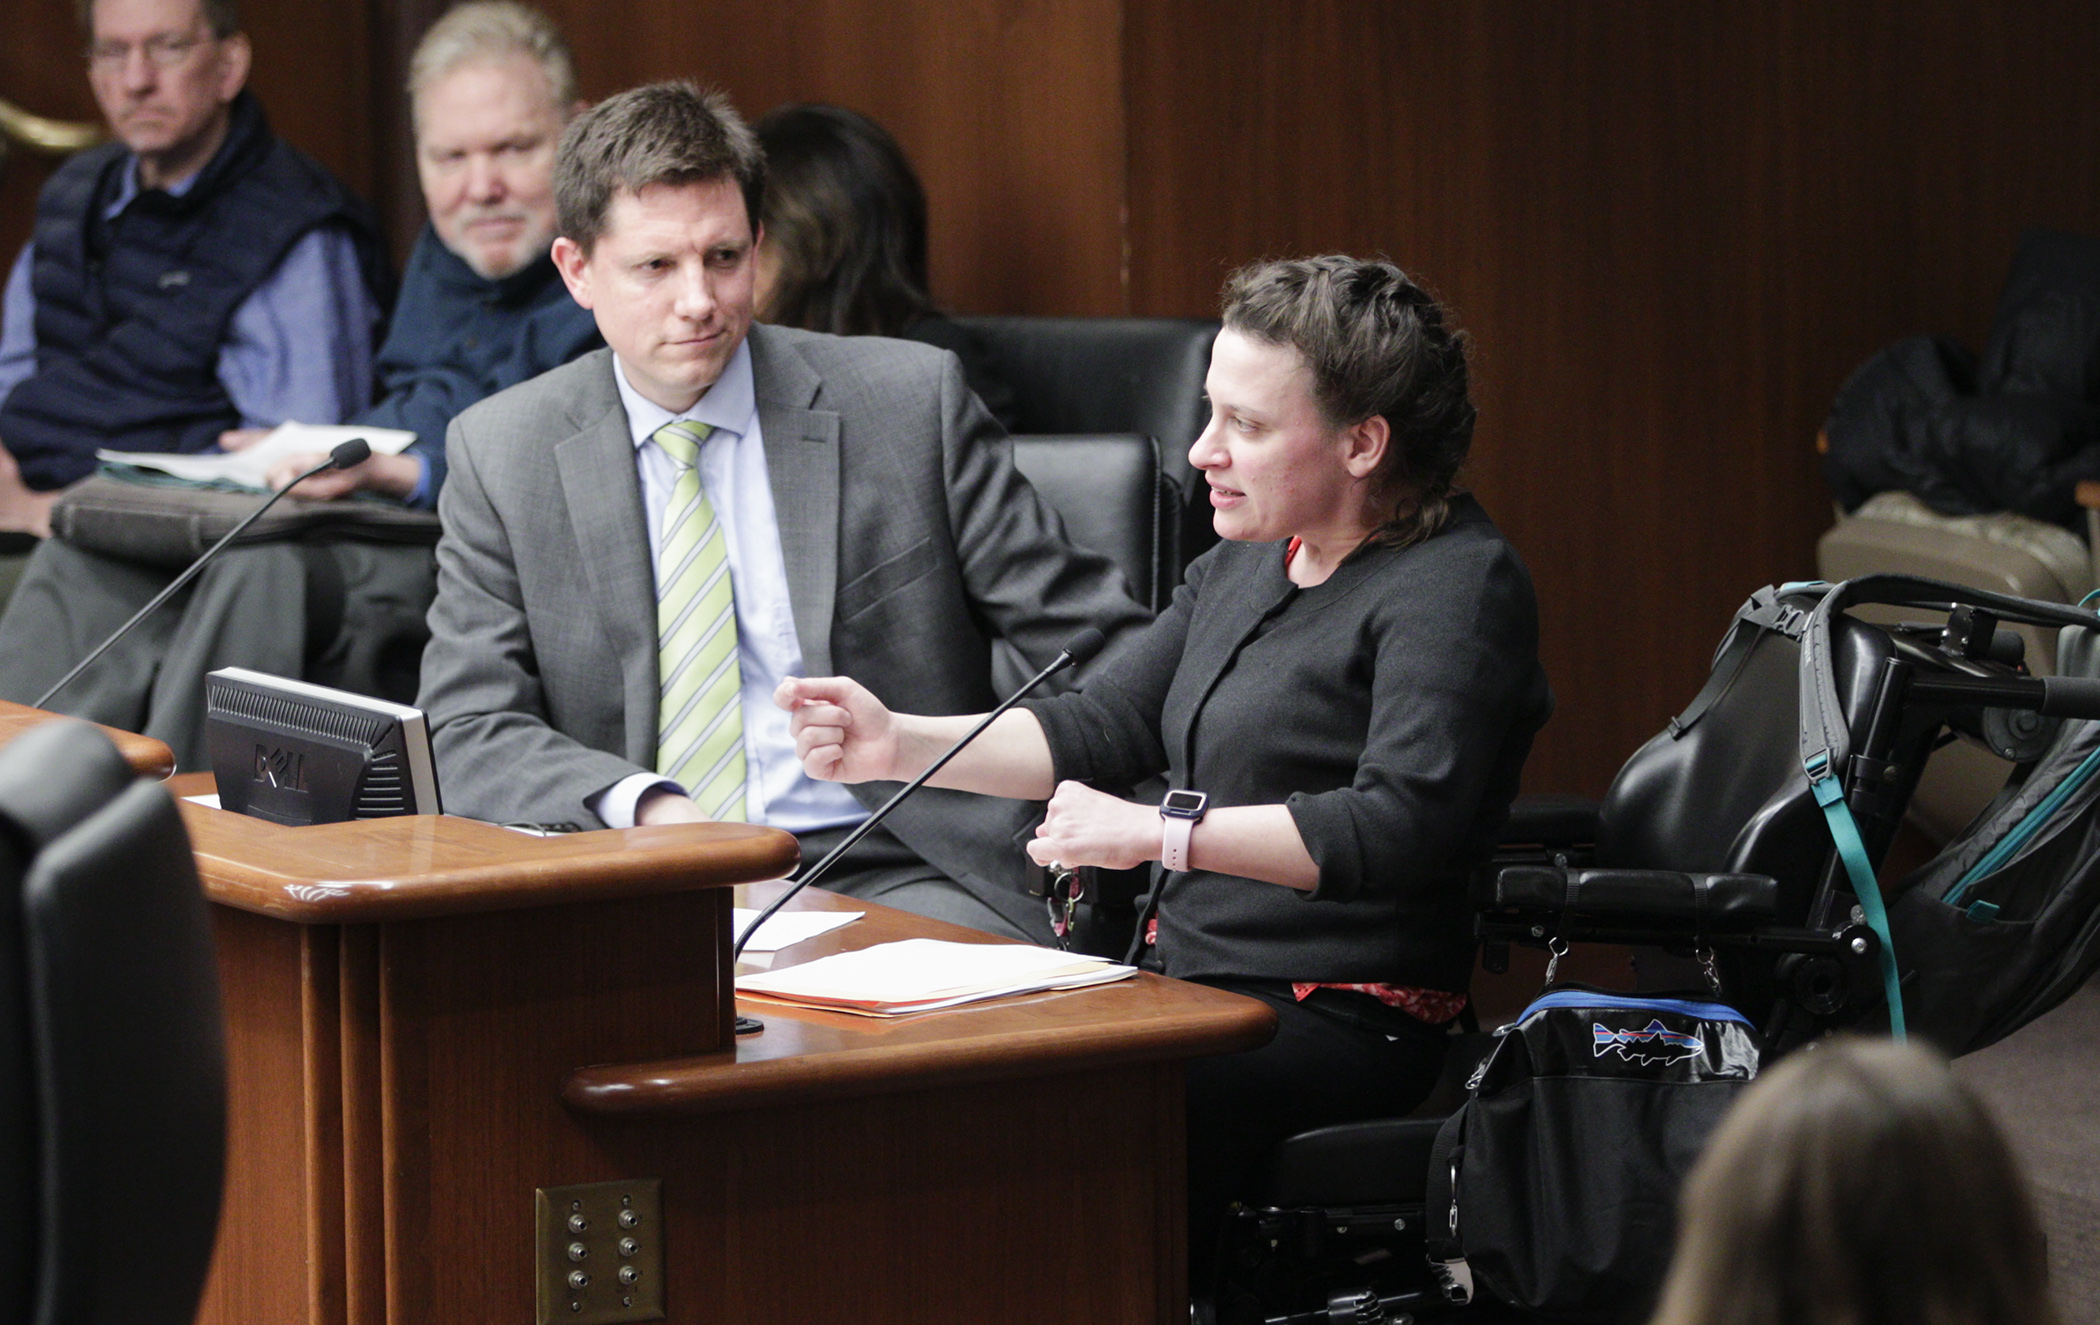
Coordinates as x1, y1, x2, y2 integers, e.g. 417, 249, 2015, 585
553, 360, 661, 765
749, 325, 842, 676
1172, 543, 1298, 775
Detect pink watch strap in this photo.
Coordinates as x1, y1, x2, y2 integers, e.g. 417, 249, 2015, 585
1161, 814, 1196, 872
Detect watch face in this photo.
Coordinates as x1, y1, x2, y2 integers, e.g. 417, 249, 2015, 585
1162, 790, 1206, 817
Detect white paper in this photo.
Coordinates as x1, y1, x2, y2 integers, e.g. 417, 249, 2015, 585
736, 937, 1135, 1014
99, 422, 419, 491
731, 907, 862, 953
183, 793, 222, 808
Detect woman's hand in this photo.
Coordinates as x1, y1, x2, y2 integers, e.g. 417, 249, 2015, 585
775, 675, 907, 783
1027, 780, 1160, 871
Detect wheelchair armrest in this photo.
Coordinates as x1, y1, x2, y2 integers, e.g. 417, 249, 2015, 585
1497, 793, 1601, 849
1486, 865, 1779, 930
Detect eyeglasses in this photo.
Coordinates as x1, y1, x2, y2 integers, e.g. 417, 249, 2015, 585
86, 31, 214, 72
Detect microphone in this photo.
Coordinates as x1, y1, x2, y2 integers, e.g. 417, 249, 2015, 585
731, 626, 1108, 1032
34, 440, 375, 710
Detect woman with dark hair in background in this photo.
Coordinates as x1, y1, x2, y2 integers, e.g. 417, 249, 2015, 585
1652, 1036, 2059, 1325
752, 103, 1016, 427
777, 254, 1551, 1279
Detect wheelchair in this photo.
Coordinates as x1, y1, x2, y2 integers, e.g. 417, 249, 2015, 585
1207, 579, 2100, 1325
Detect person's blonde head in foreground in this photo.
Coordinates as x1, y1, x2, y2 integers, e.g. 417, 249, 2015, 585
1651, 1036, 2055, 1325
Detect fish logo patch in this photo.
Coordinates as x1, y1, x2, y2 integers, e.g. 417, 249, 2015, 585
1592, 1019, 1702, 1066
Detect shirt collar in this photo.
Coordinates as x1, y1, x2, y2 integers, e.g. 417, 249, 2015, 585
615, 336, 757, 452
103, 157, 202, 219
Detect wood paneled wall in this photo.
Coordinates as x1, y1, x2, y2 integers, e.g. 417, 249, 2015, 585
539, 0, 1132, 318
0, 3, 103, 265
10, 1, 2100, 794
1124, 1, 2100, 792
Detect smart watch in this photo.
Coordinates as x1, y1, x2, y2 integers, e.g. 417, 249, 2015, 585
1159, 790, 1208, 872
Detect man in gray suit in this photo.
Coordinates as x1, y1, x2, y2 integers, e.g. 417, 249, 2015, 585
417, 82, 1149, 940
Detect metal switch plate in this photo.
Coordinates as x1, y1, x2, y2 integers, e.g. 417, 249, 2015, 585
535, 1179, 665, 1324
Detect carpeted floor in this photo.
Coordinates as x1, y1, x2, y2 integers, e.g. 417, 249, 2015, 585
1954, 976, 2100, 1325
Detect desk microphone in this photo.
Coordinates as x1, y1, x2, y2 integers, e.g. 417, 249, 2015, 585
34, 439, 374, 710
732, 626, 1107, 1032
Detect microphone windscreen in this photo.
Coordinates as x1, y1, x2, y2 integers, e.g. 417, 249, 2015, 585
330, 438, 372, 470
1061, 627, 1107, 668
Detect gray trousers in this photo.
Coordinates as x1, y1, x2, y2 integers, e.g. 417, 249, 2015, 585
0, 537, 437, 772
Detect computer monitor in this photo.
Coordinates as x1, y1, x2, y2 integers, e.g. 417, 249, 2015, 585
204, 668, 442, 825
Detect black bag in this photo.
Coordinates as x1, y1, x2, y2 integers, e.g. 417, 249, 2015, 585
1823, 228, 2100, 529
50, 471, 441, 570
1424, 988, 1759, 1323
1889, 620, 2100, 1054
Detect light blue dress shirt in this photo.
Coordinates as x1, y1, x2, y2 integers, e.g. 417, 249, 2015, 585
0, 157, 379, 431
588, 340, 869, 834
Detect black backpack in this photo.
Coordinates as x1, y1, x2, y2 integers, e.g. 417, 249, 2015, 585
1889, 618, 2100, 1053
1423, 988, 1760, 1323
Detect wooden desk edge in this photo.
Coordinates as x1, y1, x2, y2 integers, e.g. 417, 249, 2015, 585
179, 803, 801, 923
560, 989, 1278, 1117
0, 702, 175, 779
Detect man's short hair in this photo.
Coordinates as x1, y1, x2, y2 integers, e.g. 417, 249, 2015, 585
408, 1, 576, 111
554, 81, 764, 253
79, 0, 240, 37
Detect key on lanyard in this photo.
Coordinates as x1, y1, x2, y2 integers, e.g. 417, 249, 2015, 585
1047, 862, 1080, 945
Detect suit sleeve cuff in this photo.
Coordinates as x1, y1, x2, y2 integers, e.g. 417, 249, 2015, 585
592, 773, 686, 829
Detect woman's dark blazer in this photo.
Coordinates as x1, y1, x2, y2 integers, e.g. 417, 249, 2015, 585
1027, 494, 1552, 992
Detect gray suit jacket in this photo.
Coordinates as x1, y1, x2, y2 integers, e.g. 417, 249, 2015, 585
417, 325, 1151, 929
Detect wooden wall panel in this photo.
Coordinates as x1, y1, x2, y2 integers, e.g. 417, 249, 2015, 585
1126, 0, 2100, 795
0, 1, 102, 270
529, 0, 1128, 316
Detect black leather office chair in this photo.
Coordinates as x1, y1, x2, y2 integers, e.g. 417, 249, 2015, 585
0, 720, 227, 1325
997, 433, 1185, 952
1011, 433, 1183, 614
956, 316, 1220, 565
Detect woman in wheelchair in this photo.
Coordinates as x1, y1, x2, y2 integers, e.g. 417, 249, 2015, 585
777, 254, 1551, 1275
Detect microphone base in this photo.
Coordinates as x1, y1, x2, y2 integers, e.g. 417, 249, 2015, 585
734, 1014, 765, 1036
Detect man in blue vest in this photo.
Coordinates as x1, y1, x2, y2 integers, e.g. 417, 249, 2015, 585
0, 0, 386, 537
0, 1, 601, 770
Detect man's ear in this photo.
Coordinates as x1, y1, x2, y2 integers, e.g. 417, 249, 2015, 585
1341, 414, 1390, 479
217, 32, 252, 101
551, 235, 594, 308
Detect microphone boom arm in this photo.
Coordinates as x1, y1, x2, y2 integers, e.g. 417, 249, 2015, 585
732, 629, 1104, 967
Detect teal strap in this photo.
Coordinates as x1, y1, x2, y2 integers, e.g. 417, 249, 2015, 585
1946, 742, 2100, 906
1809, 772, 1907, 1039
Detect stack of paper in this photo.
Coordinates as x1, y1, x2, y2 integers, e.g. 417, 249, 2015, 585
99, 422, 419, 491
735, 938, 1135, 1016
731, 907, 862, 953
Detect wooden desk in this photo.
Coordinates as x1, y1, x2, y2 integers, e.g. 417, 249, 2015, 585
179, 786, 1274, 1325
0, 697, 175, 777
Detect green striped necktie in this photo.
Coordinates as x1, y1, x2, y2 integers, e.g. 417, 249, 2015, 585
651, 419, 747, 821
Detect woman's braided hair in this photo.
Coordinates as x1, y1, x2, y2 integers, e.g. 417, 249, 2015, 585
1221, 256, 1475, 549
